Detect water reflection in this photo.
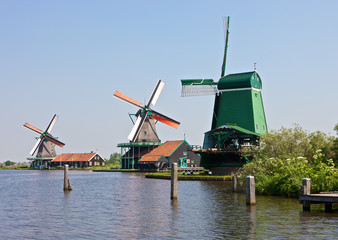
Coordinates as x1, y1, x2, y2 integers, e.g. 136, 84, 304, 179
247, 205, 257, 237
169, 199, 180, 239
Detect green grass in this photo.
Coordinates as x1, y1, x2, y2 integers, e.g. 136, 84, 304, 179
81, 163, 120, 170
92, 168, 141, 172
0, 165, 29, 170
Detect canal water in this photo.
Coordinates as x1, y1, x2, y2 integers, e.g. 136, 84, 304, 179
0, 170, 337, 239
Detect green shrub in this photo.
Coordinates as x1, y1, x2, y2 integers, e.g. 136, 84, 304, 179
240, 125, 338, 197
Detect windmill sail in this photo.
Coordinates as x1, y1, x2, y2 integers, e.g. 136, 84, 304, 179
113, 91, 143, 108
46, 135, 65, 147
221, 16, 230, 78
181, 79, 218, 97
23, 123, 43, 134
151, 109, 180, 128
148, 80, 165, 107
46, 114, 58, 133
180, 17, 229, 98
128, 114, 147, 142
30, 138, 43, 156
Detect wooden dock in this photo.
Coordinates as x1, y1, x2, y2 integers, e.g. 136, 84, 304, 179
299, 178, 338, 212
177, 167, 204, 172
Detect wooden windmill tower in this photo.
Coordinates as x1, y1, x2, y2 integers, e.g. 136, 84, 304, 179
181, 17, 267, 173
24, 114, 65, 168
114, 80, 180, 169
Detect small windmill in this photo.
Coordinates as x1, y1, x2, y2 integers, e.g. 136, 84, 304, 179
114, 80, 180, 142
24, 114, 65, 158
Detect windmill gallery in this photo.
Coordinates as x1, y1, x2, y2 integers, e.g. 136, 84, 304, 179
23, 17, 267, 174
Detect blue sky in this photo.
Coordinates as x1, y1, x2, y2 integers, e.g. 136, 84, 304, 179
1, 0, 337, 162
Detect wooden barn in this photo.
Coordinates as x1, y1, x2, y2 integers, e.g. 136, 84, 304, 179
51, 152, 105, 168
138, 140, 201, 170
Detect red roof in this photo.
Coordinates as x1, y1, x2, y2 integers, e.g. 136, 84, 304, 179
52, 153, 99, 162
139, 140, 183, 162
140, 155, 163, 162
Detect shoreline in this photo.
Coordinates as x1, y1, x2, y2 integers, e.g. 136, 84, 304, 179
145, 174, 232, 181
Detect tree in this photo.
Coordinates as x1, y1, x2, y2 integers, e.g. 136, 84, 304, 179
5, 160, 15, 166
333, 123, 338, 164
106, 153, 121, 165
254, 124, 334, 164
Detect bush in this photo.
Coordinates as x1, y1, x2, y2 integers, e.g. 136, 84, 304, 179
240, 125, 338, 197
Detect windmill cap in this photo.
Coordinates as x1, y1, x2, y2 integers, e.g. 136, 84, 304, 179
218, 71, 262, 90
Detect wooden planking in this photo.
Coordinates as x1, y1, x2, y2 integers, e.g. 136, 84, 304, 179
299, 194, 338, 204
299, 178, 337, 212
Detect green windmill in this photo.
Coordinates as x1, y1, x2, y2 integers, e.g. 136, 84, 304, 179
181, 17, 267, 173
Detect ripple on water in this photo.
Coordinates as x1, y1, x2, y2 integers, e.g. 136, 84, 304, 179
0, 170, 337, 239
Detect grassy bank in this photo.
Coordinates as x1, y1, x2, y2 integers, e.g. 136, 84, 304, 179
0, 165, 29, 170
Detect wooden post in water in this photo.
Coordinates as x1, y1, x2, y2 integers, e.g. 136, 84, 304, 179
301, 178, 310, 211
246, 176, 256, 205
232, 174, 237, 192
301, 178, 310, 195
64, 164, 72, 191
325, 203, 333, 212
171, 162, 178, 199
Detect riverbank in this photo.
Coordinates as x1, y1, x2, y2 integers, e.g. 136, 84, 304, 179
146, 174, 231, 181
92, 169, 231, 181
145, 172, 231, 181
93, 169, 146, 172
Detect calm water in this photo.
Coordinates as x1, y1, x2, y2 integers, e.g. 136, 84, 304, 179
0, 170, 337, 239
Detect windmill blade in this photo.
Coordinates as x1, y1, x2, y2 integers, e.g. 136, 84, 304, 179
46, 136, 65, 148
221, 16, 230, 77
113, 91, 143, 109
147, 80, 165, 107
127, 114, 147, 142
151, 110, 180, 129
46, 114, 58, 133
181, 79, 218, 97
23, 123, 43, 135
30, 138, 43, 156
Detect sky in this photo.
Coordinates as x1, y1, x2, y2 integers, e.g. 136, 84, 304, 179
1, 0, 338, 162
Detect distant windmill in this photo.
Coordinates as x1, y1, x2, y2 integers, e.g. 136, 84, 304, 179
114, 80, 180, 142
23, 114, 65, 158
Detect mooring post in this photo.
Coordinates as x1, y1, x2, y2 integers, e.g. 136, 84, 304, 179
64, 164, 72, 191
301, 178, 310, 211
232, 174, 237, 193
246, 176, 256, 205
171, 162, 178, 199
301, 178, 311, 195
